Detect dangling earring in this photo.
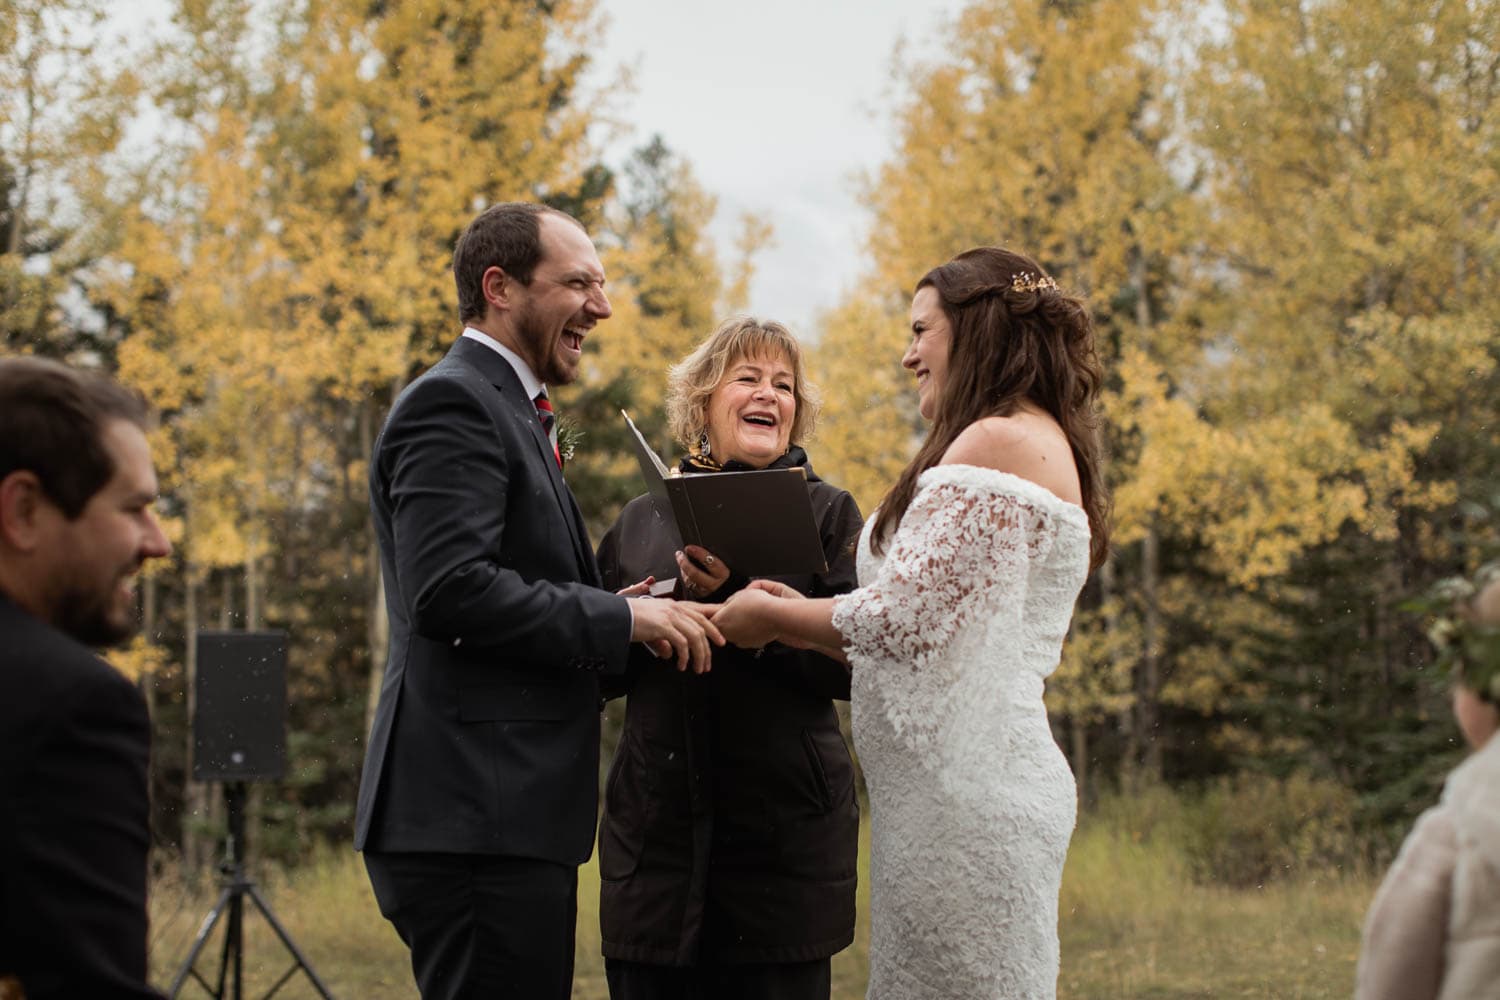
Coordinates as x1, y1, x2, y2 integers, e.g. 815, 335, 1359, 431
697, 430, 711, 458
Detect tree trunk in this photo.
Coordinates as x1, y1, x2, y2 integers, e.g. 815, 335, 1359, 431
141, 575, 158, 721
5, 61, 36, 257
140, 575, 159, 856
364, 393, 393, 738
1070, 712, 1089, 808
245, 540, 261, 632
1140, 519, 1162, 778
1131, 245, 1164, 781
1100, 558, 1137, 783
183, 570, 208, 878
243, 551, 263, 873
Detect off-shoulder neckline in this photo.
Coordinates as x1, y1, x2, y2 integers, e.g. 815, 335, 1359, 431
918, 463, 1089, 522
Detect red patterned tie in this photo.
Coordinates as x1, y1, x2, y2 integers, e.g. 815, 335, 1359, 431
533, 392, 562, 469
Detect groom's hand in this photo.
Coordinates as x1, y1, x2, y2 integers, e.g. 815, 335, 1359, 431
629, 598, 725, 673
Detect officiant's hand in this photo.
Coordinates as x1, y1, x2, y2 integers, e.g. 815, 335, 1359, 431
676, 545, 730, 597
616, 575, 656, 597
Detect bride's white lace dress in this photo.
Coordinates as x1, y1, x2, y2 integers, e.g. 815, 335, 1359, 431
832, 464, 1090, 999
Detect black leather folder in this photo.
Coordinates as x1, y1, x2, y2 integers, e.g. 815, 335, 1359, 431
622, 410, 828, 576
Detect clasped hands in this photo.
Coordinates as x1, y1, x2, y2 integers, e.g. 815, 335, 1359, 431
617, 545, 803, 673
676, 544, 804, 652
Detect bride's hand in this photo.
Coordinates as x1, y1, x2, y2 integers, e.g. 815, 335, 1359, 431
714, 589, 782, 649
747, 579, 806, 600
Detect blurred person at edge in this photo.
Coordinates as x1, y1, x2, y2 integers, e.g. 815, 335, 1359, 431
594, 317, 864, 1000
1357, 566, 1500, 1000
0, 357, 172, 1000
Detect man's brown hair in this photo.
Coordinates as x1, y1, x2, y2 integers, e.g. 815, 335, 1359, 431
452, 202, 584, 324
0, 357, 150, 519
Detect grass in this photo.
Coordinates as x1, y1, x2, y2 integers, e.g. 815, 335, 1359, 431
1056, 819, 1369, 999
148, 805, 1373, 999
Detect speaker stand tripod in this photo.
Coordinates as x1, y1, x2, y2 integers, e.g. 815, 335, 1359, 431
169, 783, 336, 999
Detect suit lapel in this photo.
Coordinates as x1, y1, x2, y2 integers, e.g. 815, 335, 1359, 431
448, 339, 595, 578
563, 492, 602, 587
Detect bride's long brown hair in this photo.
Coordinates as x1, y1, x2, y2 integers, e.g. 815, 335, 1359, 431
870, 247, 1110, 570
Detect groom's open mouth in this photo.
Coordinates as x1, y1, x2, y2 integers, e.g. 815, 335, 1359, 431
561, 327, 587, 355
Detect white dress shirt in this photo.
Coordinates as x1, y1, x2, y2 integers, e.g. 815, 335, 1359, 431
461, 327, 556, 452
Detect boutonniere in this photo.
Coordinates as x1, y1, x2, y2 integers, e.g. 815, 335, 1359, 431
557, 416, 584, 466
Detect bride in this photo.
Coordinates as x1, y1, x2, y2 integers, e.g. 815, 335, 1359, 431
713, 246, 1109, 998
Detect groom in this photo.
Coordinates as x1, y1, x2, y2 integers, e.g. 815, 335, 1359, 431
356, 202, 720, 999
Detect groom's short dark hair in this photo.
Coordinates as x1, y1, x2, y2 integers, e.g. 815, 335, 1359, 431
453, 202, 584, 324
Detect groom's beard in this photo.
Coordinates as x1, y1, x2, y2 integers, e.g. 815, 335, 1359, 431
515, 301, 573, 386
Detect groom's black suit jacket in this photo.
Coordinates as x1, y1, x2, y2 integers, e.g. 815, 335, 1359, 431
354, 337, 633, 865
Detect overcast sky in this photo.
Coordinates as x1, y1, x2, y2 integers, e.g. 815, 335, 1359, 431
120, 0, 968, 333
594, 0, 968, 332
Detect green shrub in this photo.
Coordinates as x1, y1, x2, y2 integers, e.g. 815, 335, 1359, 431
1181, 771, 1360, 887
1081, 780, 1192, 846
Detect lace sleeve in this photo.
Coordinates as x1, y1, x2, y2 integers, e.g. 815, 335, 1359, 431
832, 472, 1054, 679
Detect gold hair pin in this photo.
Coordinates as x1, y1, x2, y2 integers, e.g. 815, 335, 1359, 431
1011, 272, 1058, 293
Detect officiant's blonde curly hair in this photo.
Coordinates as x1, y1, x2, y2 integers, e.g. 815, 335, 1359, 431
666, 317, 822, 454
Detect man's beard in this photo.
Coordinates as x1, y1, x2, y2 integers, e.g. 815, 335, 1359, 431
52, 574, 137, 647
516, 302, 572, 385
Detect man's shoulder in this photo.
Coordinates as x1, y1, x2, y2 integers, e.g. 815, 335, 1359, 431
0, 597, 98, 670
370, 344, 540, 489
392, 345, 522, 417
400, 350, 487, 398
0, 601, 136, 729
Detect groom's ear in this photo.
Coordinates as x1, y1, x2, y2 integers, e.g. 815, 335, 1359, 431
481, 265, 514, 313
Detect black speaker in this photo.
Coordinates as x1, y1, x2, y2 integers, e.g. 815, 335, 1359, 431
193, 630, 287, 782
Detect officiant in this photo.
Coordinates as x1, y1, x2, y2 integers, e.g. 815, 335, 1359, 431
594, 317, 864, 1000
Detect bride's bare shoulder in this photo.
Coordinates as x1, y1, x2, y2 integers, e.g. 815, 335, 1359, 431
939, 414, 1081, 505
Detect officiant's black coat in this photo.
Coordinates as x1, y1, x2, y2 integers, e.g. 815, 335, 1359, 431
594, 447, 863, 966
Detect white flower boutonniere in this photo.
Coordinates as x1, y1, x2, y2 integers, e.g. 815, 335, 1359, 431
557, 417, 584, 466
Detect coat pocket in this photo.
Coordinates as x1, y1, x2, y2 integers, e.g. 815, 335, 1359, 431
600, 734, 645, 881
801, 728, 855, 813
600, 728, 694, 882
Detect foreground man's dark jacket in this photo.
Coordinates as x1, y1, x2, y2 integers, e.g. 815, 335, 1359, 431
595, 446, 863, 965
0, 594, 163, 1000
